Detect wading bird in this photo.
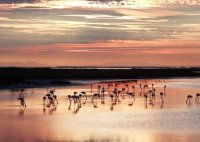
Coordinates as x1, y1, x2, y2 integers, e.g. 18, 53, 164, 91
186, 95, 193, 104
68, 92, 82, 112
17, 88, 26, 108
195, 93, 200, 103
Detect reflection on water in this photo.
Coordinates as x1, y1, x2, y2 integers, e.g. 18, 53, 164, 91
0, 78, 200, 142
18, 107, 26, 117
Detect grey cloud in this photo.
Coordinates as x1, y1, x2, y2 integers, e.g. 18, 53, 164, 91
2, 8, 122, 20
0, 0, 40, 4
0, 4, 199, 48
87, 0, 200, 7
87, 0, 123, 2
0, 0, 200, 9
0, 61, 45, 67
0, 24, 179, 48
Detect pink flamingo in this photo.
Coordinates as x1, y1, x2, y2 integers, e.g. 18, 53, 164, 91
195, 93, 200, 103
160, 92, 164, 102
80, 91, 87, 104
186, 95, 193, 104
68, 92, 81, 110
127, 85, 135, 106
91, 93, 100, 107
101, 86, 105, 104
139, 84, 143, 96
17, 88, 26, 108
110, 94, 114, 110
164, 85, 167, 96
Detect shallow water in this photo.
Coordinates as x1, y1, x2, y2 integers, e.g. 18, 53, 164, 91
0, 78, 200, 142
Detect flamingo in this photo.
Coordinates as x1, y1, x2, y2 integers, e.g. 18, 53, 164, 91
152, 88, 156, 100
112, 89, 120, 105
160, 92, 164, 102
143, 91, 148, 103
80, 91, 87, 104
121, 88, 126, 99
195, 93, 200, 103
50, 89, 58, 105
164, 85, 167, 96
152, 84, 154, 90
91, 93, 100, 107
125, 84, 129, 93
90, 84, 93, 95
97, 85, 101, 95
17, 88, 26, 108
68, 92, 81, 110
43, 89, 58, 110
143, 91, 148, 108
100, 86, 105, 104
132, 85, 135, 94
148, 90, 153, 105
110, 94, 114, 110
127, 85, 135, 106
139, 84, 143, 96
186, 95, 193, 104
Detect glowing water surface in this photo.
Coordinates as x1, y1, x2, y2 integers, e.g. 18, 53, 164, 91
0, 78, 200, 142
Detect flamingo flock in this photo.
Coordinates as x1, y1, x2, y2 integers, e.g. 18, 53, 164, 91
43, 89, 58, 111
16, 80, 200, 113
64, 81, 168, 113
186, 93, 200, 104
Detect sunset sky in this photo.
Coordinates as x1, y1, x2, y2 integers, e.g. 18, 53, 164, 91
0, 0, 200, 67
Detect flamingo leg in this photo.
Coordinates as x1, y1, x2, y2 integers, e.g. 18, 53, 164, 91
68, 98, 72, 110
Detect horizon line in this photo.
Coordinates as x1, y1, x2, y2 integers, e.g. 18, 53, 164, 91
1, 66, 200, 69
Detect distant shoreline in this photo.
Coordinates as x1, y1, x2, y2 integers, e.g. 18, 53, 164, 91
0, 67, 200, 87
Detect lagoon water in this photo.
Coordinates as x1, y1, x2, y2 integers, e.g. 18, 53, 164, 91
0, 78, 200, 142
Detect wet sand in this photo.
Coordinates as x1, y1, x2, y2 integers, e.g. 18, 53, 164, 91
0, 78, 200, 142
